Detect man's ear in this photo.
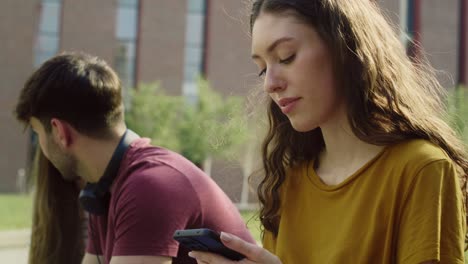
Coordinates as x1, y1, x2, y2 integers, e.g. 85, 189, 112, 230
50, 118, 74, 148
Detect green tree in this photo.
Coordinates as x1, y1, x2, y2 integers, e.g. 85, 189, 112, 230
448, 86, 468, 144
125, 82, 182, 151
126, 79, 248, 166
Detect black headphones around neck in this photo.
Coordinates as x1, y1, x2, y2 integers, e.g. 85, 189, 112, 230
79, 129, 139, 215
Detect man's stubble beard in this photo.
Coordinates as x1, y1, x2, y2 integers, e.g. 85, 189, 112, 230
47, 138, 80, 182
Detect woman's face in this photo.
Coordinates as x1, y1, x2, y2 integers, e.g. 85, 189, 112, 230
251, 12, 344, 132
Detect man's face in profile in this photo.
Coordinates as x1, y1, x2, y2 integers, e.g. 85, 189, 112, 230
30, 117, 79, 181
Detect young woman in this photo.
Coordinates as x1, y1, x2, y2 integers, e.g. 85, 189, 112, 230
190, 0, 468, 263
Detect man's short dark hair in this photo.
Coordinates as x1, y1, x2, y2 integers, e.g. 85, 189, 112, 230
15, 52, 124, 138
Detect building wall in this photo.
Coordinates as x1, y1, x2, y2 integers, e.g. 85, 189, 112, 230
421, 0, 459, 88
61, 0, 116, 64
205, 0, 259, 204
374, 1, 460, 89
138, 0, 186, 94
0, 0, 38, 192
378, 0, 401, 27
205, 0, 257, 96
0, 0, 466, 195
462, 0, 468, 86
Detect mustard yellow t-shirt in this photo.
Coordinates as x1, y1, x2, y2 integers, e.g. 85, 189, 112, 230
263, 139, 466, 264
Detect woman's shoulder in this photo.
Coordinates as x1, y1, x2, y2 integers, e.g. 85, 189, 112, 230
384, 139, 451, 168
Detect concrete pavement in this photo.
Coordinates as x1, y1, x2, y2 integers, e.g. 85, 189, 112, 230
0, 229, 29, 263
0, 246, 28, 263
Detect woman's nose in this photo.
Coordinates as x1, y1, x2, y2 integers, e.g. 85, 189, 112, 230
263, 67, 286, 94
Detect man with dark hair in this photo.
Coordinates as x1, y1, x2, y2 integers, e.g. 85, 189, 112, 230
15, 52, 254, 264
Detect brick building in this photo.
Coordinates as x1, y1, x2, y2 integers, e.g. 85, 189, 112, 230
0, 1, 467, 208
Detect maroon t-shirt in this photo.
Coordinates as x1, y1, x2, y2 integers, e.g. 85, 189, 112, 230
86, 138, 254, 263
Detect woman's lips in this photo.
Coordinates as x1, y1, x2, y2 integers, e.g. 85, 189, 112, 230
277, 97, 301, 114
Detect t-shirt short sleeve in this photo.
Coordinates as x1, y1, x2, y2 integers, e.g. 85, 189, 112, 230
110, 165, 200, 258
86, 214, 105, 255
396, 159, 465, 264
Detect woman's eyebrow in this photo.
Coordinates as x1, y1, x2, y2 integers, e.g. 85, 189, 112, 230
251, 37, 295, 59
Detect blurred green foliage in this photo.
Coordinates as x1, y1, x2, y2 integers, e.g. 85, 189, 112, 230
0, 194, 32, 230
125, 79, 249, 165
240, 210, 262, 243
448, 86, 468, 144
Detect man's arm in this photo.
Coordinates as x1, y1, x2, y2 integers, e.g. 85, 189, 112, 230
81, 253, 104, 264
110, 255, 172, 264
82, 253, 172, 264
107, 166, 201, 261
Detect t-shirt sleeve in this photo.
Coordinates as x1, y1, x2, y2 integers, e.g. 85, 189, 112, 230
85, 214, 104, 255
397, 159, 466, 264
110, 165, 201, 258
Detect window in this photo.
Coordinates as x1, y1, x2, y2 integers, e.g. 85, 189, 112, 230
34, 0, 62, 67
115, 0, 139, 104
183, 0, 207, 104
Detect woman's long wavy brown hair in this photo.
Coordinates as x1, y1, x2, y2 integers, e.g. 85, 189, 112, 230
28, 149, 85, 264
249, 0, 468, 240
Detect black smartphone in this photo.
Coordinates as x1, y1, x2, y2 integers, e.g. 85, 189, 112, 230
173, 228, 245, 261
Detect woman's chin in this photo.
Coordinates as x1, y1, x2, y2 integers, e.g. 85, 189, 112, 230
290, 120, 318, 133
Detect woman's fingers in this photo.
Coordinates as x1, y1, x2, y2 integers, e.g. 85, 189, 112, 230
219, 232, 281, 263
188, 232, 281, 264
188, 251, 235, 264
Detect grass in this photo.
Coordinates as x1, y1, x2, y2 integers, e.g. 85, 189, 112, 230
0, 194, 32, 230
240, 210, 262, 243
0, 193, 263, 237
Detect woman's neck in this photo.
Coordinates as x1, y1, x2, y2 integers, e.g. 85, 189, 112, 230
316, 112, 384, 185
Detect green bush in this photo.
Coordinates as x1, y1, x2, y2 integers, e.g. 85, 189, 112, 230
125, 82, 182, 152
448, 86, 468, 144
126, 79, 248, 165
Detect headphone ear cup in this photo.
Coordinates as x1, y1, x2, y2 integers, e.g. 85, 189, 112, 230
79, 184, 108, 215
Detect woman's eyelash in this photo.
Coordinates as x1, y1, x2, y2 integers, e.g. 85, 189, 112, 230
257, 54, 295, 77
280, 54, 296, 64
258, 68, 266, 77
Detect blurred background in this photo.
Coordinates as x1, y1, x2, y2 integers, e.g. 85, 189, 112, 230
0, 0, 467, 262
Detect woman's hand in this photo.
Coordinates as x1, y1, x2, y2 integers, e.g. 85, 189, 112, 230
188, 232, 282, 264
